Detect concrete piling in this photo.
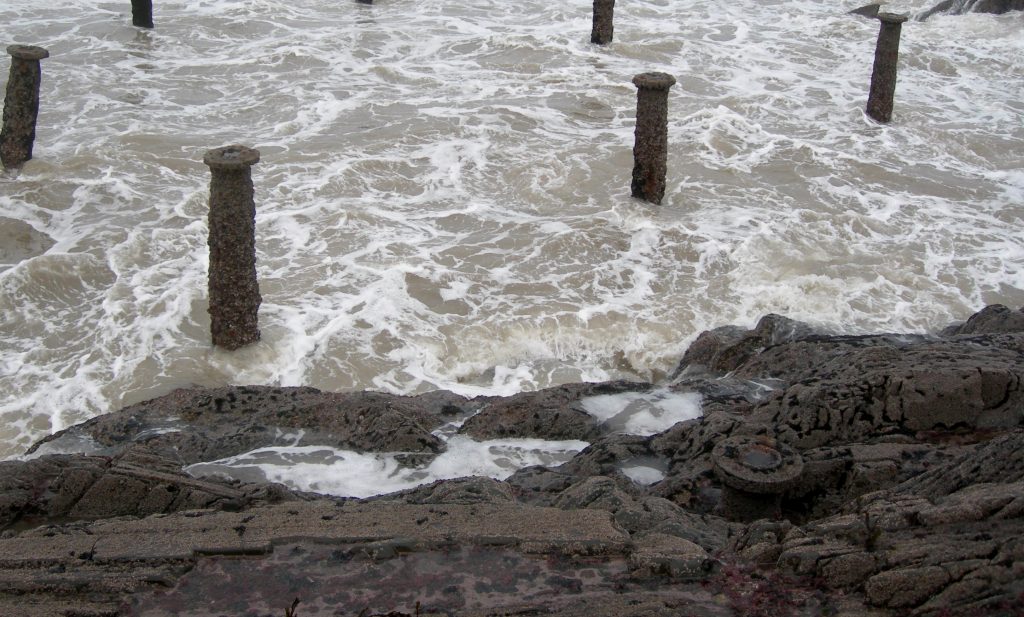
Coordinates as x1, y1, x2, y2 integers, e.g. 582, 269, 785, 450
865, 12, 908, 123
591, 0, 615, 45
132, 0, 154, 28
203, 145, 262, 350
630, 72, 675, 205
1, 45, 49, 169
711, 436, 804, 523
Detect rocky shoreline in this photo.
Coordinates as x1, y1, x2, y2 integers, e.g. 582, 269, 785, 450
2, 305, 1023, 616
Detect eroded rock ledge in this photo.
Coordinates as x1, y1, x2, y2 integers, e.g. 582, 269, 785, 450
1, 304, 1022, 616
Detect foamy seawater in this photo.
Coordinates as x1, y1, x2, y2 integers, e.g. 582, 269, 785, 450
1, 0, 1022, 460
186, 437, 591, 498
185, 390, 685, 498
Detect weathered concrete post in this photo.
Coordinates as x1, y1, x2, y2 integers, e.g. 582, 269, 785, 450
1, 45, 49, 169
203, 145, 262, 350
131, 0, 154, 28
865, 12, 908, 123
631, 72, 676, 205
712, 435, 804, 523
591, 0, 615, 45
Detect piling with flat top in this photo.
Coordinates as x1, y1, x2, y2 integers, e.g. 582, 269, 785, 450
1, 45, 49, 169
132, 0, 154, 28
591, 0, 615, 45
712, 435, 804, 523
865, 12, 908, 123
631, 72, 675, 205
203, 145, 262, 350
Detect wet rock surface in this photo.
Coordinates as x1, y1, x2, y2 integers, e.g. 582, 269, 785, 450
458, 380, 650, 441
2, 304, 1023, 616
919, 0, 1024, 20
27, 386, 468, 464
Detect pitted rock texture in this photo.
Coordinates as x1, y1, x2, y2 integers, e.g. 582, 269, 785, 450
726, 429, 1024, 615
6, 304, 1024, 616
893, 430, 1024, 497
0, 445, 299, 530
745, 341, 1023, 449
671, 313, 819, 378
28, 386, 469, 465
919, 0, 1024, 20
458, 380, 650, 441
943, 303, 1024, 335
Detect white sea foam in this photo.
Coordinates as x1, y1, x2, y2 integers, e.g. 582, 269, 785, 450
186, 435, 589, 499
621, 465, 666, 486
581, 389, 702, 436
1, 0, 1022, 460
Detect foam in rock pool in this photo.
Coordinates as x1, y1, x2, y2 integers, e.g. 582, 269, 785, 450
186, 435, 589, 499
620, 457, 668, 485
580, 388, 702, 436
621, 466, 665, 485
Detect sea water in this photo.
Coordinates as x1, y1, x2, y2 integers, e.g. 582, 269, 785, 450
183, 388, 696, 495
1, 1, 1022, 477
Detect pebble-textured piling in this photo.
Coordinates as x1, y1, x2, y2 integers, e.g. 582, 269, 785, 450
630, 72, 675, 205
865, 12, 908, 123
591, 0, 615, 45
132, 0, 154, 28
1, 45, 49, 169
203, 145, 262, 351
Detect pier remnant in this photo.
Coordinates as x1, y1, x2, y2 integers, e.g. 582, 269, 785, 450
591, 0, 615, 45
712, 435, 804, 523
865, 12, 908, 123
132, 0, 154, 28
1, 45, 49, 169
631, 72, 675, 205
203, 145, 262, 350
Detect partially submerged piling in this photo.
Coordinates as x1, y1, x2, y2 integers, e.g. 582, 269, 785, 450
631, 72, 675, 205
203, 145, 262, 350
132, 0, 154, 28
865, 12, 908, 123
591, 0, 615, 45
1, 45, 49, 169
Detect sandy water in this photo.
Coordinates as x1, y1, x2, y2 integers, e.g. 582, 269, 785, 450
1, 0, 1022, 466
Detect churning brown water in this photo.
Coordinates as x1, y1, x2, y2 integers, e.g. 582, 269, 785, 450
1, 0, 1022, 460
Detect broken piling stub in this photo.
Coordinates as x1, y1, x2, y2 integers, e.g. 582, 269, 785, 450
712, 435, 804, 523
591, 0, 615, 45
203, 145, 262, 351
1, 45, 49, 169
131, 0, 154, 28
